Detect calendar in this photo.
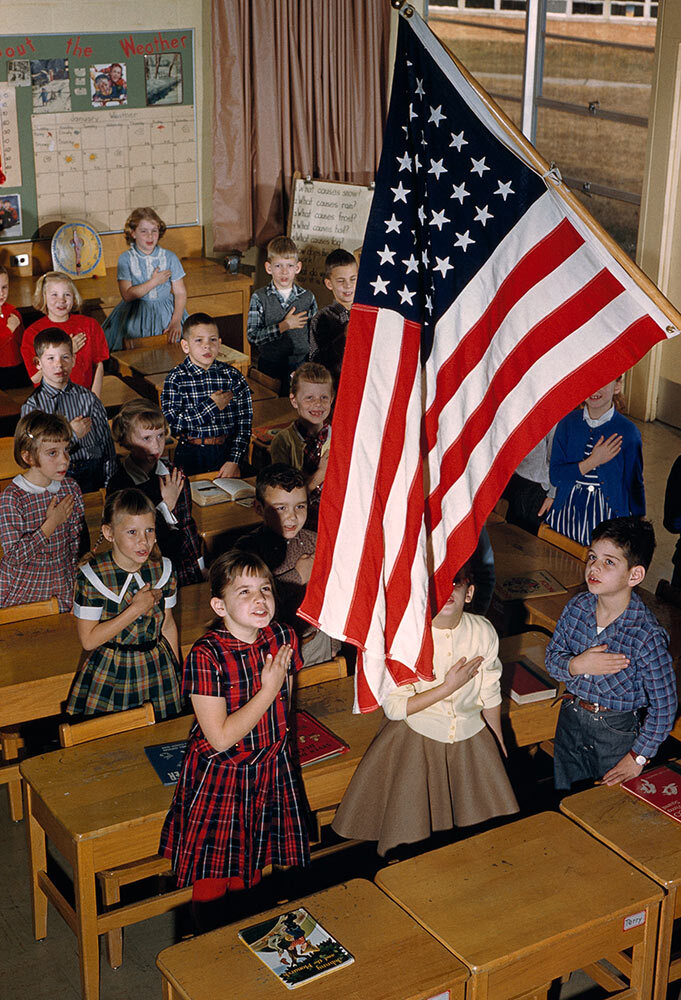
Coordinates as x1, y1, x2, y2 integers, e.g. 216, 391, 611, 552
31, 104, 198, 232
0, 86, 22, 188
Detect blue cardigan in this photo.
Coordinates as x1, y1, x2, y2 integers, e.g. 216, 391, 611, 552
549, 408, 645, 519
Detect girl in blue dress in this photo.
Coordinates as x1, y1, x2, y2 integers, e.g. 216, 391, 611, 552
103, 207, 188, 349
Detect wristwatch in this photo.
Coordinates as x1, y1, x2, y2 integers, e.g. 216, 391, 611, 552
629, 750, 648, 766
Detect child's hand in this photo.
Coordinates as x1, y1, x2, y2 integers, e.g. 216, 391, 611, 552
70, 414, 92, 439
7, 314, 20, 333
217, 460, 240, 478
210, 389, 233, 411
71, 331, 87, 354
295, 553, 314, 584
129, 584, 161, 614
42, 494, 75, 532
280, 307, 308, 332
440, 655, 483, 696
589, 433, 623, 469
537, 496, 553, 517
601, 752, 643, 786
569, 644, 629, 675
261, 644, 292, 696
150, 266, 172, 288
163, 317, 183, 343
160, 467, 185, 511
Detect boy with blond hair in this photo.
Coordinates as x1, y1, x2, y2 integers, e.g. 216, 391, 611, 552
247, 235, 317, 391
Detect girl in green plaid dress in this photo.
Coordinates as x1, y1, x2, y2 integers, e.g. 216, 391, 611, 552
67, 488, 183, 718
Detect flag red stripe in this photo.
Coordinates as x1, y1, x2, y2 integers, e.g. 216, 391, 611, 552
299, 306, 377, 625
340, 321, 422, 644
383, 456, 427, 650
423, 217, 584, 447
355, 653, 379, 712
427, 267, 625, 533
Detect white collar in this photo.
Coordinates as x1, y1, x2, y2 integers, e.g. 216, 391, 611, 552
81, 555, 173, 603
583, 404, 615, 428
13, 474, 62, 495
122, 454, 170, 485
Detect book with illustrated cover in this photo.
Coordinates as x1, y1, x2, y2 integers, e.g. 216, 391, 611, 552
190, 477, 256, 506
238, 906, 354, 989
144, 740, 188, 785
495, 569, 566, 602
295, 710, 349, 767
621, 762, 681, 824
501, 657, 557, 704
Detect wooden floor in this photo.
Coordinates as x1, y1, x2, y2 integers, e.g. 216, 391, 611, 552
2, 415, 681, 1000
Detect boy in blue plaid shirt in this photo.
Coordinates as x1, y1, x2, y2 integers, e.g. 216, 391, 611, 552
546, 517, 676, 791
161, 313, 253, 478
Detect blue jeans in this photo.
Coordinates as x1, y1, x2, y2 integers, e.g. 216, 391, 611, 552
173, 441, 228, 478
553, 698, 640, 791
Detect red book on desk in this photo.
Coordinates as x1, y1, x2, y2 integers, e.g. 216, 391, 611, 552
622, 763, 681, 824
501, 657, 557, 704
295, 710, 349, 767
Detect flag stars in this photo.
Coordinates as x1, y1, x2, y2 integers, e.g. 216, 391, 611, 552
417, 205, 427, 225
398, 285, 416, 305
414, 153, 422, 173
391, 181, 411, 203
454, 230, 475, 252
409, 103, 418, 121
402, 254, 419, 274
428, 158, 447, 180
428, 105, 446, 127
433, 256, 453, 278
425, 294, 433, 315
370, 276, 390, 295
450, 131, 468, 151
396, 152, 413, 172
474, 204, 494, 226
429, 208, 450, 231
450, 182, 470, 205
377, 244, 396, 266
470, 156, 490, 177
415, 78, 425, 97
385, 214, 402, 234
494, 180, 515, 200
421, 248, 429, 268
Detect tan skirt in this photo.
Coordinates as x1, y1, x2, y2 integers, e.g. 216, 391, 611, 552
332, 717, 518, 856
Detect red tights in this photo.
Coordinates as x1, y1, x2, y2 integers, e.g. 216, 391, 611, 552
191, 870, 262, 902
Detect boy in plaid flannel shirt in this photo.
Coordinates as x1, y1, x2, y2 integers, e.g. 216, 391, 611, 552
546, 516, 676, 791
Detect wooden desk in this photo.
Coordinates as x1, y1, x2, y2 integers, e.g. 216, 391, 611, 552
488, 522, 586, 590
191, 493, 261, 556
98, 375, 142, 416
20, 674, 381, 1000
156, 880, 469, 1000
375, 811, 662, 1000
252, 395, 294, 428
498, 631, 560, 749
12, 260, 253, 356
0, 434, 22, 482
111, 343, 186, 378
562, 780, 681, 1000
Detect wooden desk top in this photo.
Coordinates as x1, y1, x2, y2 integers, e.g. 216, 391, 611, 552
0, 434, 22, 481
19, 674, 381, 841
156, 880, 468, 1000
488, 522, 586, 590
10, 260, 253, 312
99, 375, 142, 413
111, 343, 185, 377
191, 491, 261, 541
0, 389, 20, 418
561, 779, 681, 890
498, 631, 560, 747
252, 396, 294, 428
375, 811, 662, 972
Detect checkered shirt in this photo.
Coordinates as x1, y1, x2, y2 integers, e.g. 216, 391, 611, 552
0, 475, 84, 612
546, 590, 677, 758
160, 358, 252, 464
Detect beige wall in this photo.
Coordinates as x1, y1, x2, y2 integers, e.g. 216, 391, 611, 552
8, 0, 214, 251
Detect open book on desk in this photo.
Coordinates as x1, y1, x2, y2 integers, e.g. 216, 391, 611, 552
190, 477, 256, 506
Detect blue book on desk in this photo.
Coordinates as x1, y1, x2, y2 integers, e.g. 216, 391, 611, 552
144, 740, 188, 785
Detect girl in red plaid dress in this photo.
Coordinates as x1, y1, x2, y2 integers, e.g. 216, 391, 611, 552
160, 550, 310, 928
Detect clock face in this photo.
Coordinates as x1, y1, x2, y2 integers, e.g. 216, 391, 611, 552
51, 222, 103, 278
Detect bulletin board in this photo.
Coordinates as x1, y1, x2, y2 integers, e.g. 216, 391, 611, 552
287, 173, 374, 307
0, 29, 197, 243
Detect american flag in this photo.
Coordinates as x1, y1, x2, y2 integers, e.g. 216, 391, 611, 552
299, 8, 680, 712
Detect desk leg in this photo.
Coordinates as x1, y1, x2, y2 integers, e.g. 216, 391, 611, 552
653, 889, 676, 1000
24, 783, 48, 940
629, 901, 659, 1000
466, 973, 489, 1000
161, 979, 178, 1000
74, 842, 100, 1000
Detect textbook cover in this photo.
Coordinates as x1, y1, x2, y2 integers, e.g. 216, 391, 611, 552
495, 569, 566, 602
238, 906, 354, 989
622, 762, 681, 824
144, 740, 187, 785
295, 710, 349, 767
501, 657, 557, 704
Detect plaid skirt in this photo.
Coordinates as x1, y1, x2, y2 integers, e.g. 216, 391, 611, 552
66, 637, 182, 719
159, 735, 310, 888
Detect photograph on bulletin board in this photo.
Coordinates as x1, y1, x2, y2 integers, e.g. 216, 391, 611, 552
31, 59, 71, 113
0, 195, 22, 238
144, 54, 182, 106
7, 60, 30, 86
89, 62, 128, 108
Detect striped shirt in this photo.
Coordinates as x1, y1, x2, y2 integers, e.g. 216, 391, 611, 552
160, 358, 252, 465
546, 590, 677, 759
20, 380, 117, 482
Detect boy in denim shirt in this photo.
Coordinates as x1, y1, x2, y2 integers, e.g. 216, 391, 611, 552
546, 517, 676, 790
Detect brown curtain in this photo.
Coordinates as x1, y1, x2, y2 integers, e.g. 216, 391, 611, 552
211, 0, 391, 251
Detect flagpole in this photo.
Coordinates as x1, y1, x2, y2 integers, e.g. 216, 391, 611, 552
390, 0, 681, 334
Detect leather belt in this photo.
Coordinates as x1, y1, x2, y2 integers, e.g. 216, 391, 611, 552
183, 435, 226, 446
564, 694, 612, 714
